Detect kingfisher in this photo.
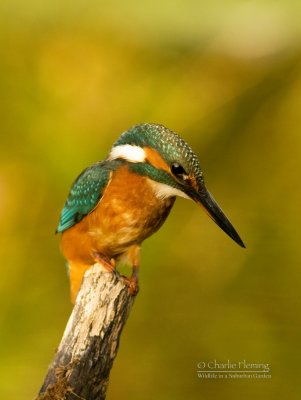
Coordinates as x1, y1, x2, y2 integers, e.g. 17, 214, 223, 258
57, 123, 245, 302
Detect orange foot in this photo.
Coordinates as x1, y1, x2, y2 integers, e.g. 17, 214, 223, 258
122, 263, 139, 296
129, 275, 139, 296
92, 252, 118, 275
121, 275, 139, 296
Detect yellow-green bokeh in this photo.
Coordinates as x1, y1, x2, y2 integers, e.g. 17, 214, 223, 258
1, 1, 301, 399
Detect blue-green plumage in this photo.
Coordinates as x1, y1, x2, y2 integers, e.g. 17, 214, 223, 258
128, 162, 176, 189
56, 162, 112, 233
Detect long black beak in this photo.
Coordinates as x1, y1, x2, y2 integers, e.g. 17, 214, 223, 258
192, 187, 245, 248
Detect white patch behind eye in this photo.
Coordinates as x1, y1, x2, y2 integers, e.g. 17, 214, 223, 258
109, 145, 146, 163
148, 180, 190, 200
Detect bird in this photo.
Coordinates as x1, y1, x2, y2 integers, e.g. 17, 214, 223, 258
56, 123, 245, 302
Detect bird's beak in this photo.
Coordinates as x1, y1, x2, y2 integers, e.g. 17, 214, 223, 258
191, 187, 245, 248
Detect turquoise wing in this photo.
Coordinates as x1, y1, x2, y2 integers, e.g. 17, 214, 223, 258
56, 161, 111, 233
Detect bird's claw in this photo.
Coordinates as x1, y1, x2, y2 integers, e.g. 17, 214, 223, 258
121, 275, 139, 296
92, 251, 118, 276
92, 252, 139, 294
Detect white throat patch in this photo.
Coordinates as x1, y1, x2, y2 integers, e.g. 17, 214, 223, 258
109, 145, 146, 163
148, 180, 190, 200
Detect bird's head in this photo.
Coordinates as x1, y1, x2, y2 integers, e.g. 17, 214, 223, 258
108, 123, 245, 248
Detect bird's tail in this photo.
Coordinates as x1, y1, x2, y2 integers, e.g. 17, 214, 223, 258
68, 261, 91, 303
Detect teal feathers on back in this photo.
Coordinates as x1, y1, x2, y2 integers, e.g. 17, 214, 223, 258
56, 162, 111, 233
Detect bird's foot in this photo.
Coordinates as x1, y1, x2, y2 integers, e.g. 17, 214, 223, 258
121, 275, 139, 296
129, 275, 139, 296
121, 263, 139, 296
92, 252, 118, 277
92, 252, 139, 295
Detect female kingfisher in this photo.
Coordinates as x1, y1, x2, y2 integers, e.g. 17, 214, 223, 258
57, 123, 245, 302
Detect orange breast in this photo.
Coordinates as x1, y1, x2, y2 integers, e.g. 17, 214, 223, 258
61, 165, 175, 265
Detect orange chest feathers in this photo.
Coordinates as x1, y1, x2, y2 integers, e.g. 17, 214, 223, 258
62, 165, 175, 259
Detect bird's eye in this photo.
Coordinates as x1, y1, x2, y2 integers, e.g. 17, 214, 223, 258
171, 162, 187, 178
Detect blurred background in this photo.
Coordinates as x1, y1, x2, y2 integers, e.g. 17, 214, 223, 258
0, 1, 301, 399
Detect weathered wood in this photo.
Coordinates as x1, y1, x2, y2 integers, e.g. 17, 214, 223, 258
37, 264, 136, 400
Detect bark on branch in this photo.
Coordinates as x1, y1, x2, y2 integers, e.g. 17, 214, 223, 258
37, 264, 136, 400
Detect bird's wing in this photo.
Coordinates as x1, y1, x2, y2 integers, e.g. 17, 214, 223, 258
56, 161, 111, 233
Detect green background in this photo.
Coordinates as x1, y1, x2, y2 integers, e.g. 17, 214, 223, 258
0, 1, 300, 399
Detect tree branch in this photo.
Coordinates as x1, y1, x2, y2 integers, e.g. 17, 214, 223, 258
37, 264, 136, 400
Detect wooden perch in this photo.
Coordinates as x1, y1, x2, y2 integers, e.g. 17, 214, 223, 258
37, 264, 136, 400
